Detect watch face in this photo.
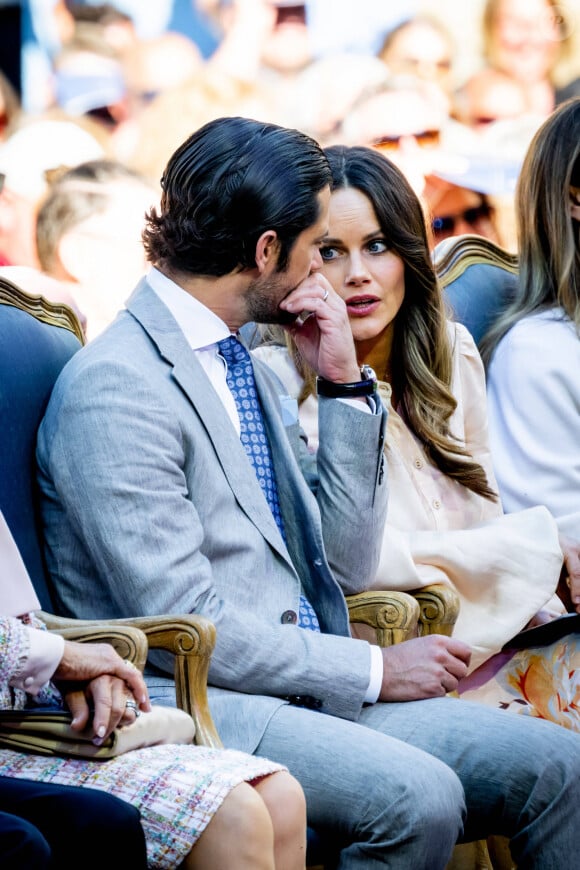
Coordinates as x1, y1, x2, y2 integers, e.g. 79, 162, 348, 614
361, 365, 377, 382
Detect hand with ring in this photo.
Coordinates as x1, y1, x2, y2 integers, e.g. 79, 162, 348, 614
64, 674, 149, 746
124, 698, 141, 720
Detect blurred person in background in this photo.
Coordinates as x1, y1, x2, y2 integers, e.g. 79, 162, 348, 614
377, 15, 456, 116
66, 2, 138, 53
19, 0, 76, 113
470, 0, 579, 118
286, 53, 388, 145
0, 116, 106, 269
180, 0, 416, 133
198, 0, 314, 130
115, 31, 205, 161
453, 66, 529, 129
0, 70, 22, 143
427, 179, 499, 247
125, 62, 277, 184
51, 26, 129, 134
337, 74, 449, 200
35, 158, 159, 341
336, 72, 523, 251
52, 7, 205, 163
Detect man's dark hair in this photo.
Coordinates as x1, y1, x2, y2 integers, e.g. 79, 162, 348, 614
143, 116, 331, 276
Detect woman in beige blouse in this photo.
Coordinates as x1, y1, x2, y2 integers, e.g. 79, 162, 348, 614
256, 144, 579, 728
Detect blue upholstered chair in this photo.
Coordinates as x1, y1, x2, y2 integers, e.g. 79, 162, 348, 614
433, 233, 519, 347
0, 280, 83, 611
0, 276, 220, 746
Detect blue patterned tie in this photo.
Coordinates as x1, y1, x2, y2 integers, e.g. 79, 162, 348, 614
218, 335, 320, 631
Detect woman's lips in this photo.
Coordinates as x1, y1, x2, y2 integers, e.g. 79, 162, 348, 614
345, 295, 380, 316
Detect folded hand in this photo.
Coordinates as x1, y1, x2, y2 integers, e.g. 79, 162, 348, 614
379, 635, 472, 702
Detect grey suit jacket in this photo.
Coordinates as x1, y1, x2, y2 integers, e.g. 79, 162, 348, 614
36, 278, 388, 753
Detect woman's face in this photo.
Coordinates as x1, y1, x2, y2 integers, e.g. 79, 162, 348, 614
492, 0, 561, 83
319, 186, 405, 347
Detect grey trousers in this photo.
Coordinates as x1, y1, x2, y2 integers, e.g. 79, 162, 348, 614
255, 696, 580, 869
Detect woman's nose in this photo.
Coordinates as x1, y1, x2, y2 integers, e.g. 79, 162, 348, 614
346, 253, 371, 283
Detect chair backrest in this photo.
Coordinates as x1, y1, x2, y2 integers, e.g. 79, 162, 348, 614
433, 233, 519, 347
0, 278, 84, 610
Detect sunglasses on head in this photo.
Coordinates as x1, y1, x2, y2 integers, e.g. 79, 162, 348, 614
432, 202, 491, 235
372, 129, 441, 151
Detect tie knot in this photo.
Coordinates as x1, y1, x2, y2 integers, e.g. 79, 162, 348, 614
218, 335, 249, 368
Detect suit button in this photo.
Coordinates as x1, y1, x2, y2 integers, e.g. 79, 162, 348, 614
281, 610, 298, 624
313, 558, 322, 568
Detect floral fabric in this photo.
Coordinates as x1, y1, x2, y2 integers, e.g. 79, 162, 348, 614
459, 638, 580, 731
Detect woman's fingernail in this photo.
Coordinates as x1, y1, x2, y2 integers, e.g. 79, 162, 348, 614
97, 725, 106, 738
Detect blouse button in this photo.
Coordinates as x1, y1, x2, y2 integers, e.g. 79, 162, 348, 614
432, 499, 441, 510
414, 458, 423, 469
281, 610, 298, 624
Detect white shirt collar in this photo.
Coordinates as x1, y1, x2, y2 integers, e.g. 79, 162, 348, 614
147, 266, 232, 350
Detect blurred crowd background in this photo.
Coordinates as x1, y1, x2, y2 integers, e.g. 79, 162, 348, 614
1, 0, 580, 336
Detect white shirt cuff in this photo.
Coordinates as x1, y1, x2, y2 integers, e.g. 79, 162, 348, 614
364, 643, 383, 704
10, 626, 65, 695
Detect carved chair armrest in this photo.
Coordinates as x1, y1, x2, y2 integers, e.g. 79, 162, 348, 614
346, 583, 461, 648
412, 585, 461, 638
346, 591, 420, 646
39, 611, 149, 669
39, 611, 222, 748
107, 614, 222, 749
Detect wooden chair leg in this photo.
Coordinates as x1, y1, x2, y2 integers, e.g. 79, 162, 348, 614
446, 841, 493, 870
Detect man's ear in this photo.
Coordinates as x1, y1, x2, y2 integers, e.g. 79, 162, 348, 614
255, 230, 280, 273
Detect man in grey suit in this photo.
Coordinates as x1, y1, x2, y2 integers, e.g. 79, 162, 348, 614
37, 116, 580, 868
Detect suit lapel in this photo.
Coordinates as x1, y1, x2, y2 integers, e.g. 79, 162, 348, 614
126, 281, 292, 563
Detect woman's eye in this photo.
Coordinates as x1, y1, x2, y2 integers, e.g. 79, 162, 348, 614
367, 239, 388, 254
319, 246, 338, 261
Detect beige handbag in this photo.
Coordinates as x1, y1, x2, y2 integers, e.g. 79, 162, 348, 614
0, 705, 196, 760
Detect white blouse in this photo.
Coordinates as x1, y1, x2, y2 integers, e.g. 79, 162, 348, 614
487, 308, 580, 544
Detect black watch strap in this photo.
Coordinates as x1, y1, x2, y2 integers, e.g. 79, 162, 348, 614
316, 366, 377, 398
